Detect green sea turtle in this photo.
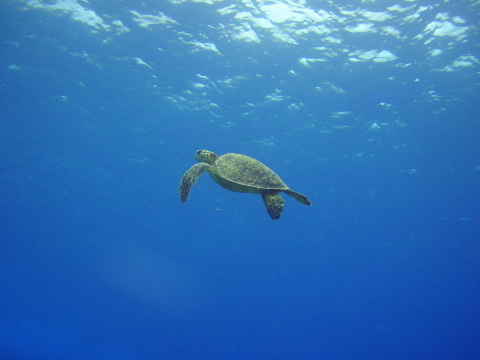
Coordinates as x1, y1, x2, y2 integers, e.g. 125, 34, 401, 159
179, 150, 312, 220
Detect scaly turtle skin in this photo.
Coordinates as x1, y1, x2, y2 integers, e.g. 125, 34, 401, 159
179, 150, 312, 220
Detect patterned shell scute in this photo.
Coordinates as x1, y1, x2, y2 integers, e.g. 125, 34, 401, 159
213, 153, 287, 190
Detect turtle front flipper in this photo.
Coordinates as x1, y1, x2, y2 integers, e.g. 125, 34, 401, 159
180, 163, 211, 202
284, 189, 312, 206
261, 192, 286, 220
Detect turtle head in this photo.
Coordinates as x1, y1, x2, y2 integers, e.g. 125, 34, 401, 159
195, 150, 218, 165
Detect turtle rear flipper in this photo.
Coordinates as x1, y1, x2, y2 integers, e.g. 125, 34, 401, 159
179, 163, 211, 202
284, 189, 312, 206
262, 192, 285, 220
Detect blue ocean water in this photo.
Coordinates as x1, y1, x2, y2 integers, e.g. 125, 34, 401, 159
1, 0, 479, 359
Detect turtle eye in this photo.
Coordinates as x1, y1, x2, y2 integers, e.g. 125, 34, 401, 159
196, 150, 202, 155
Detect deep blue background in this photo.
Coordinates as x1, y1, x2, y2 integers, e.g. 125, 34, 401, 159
1, 1, 479, 359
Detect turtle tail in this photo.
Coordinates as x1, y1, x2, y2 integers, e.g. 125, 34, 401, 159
284, 189, 312, 206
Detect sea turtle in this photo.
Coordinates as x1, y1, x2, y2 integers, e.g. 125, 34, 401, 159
179, 150, 312, 220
